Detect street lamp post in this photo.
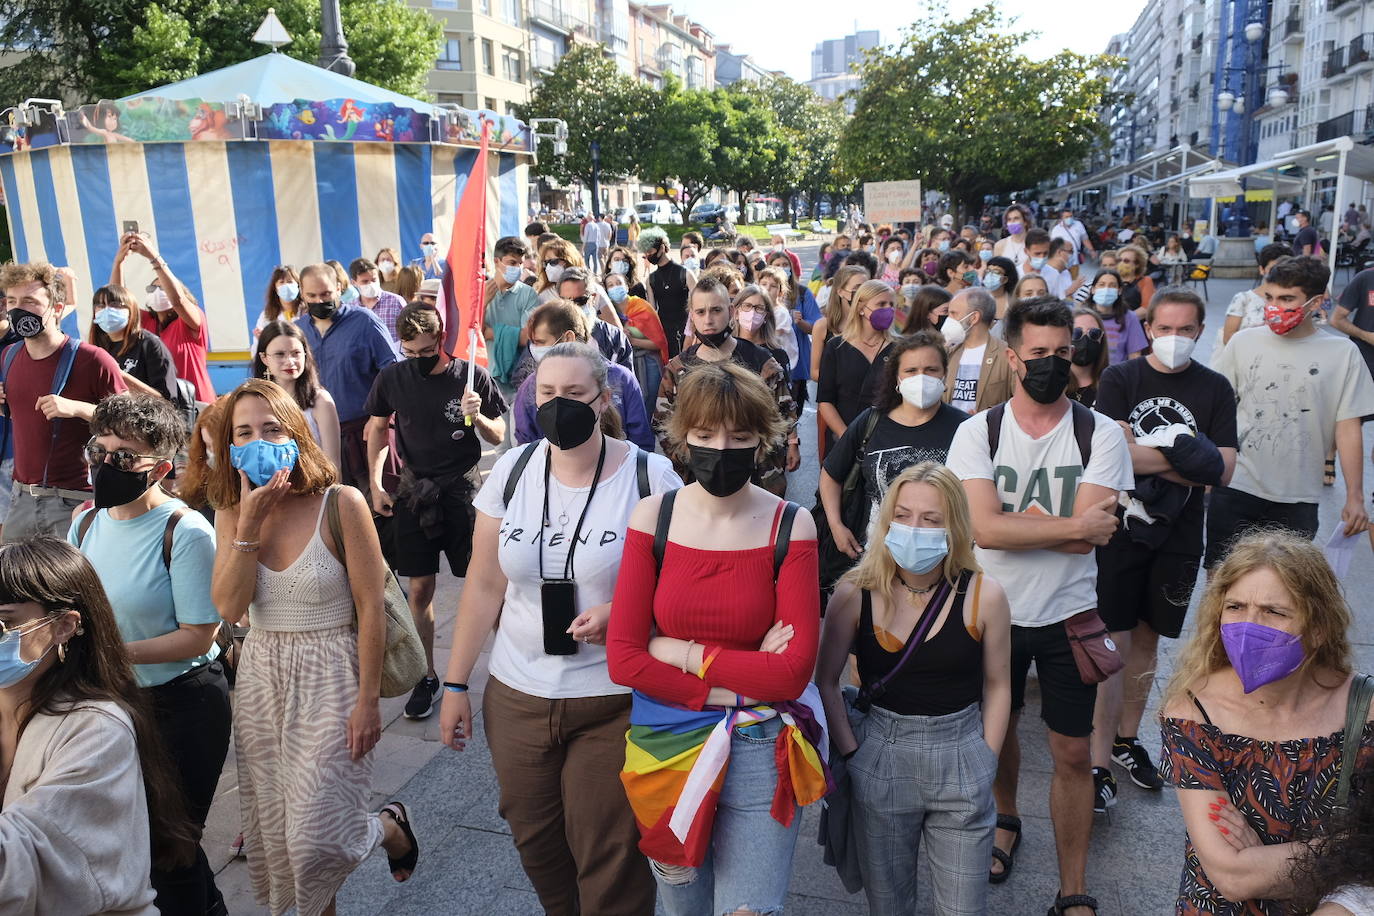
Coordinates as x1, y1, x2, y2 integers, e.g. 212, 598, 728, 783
590, 140, 602, 220
319, 0, 356, 77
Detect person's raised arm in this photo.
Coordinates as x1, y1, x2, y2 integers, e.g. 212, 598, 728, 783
130, 236, 202, 333
211, 469, 290, 623
815, 582, 861, 756
109, 235, 131, 287
439, 511, 510, 750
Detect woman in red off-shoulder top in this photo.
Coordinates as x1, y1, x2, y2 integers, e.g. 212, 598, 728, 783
607, 361, 822, 916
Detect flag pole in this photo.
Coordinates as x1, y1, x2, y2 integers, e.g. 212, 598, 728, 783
465, 327, 477, 426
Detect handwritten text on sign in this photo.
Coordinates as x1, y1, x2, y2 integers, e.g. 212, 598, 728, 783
864, 180, 923, 224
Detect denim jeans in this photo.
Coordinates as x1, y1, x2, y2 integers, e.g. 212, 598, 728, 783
633, 351, 663, 423
849, 702, 996, 916
651, 717, 803, 915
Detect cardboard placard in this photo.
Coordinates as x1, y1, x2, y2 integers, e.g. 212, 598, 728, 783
864, 179, 923, 223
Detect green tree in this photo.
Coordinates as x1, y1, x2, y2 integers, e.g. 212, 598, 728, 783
841, 4, 1115, 223
0, 0, 442, 103
637, 80, 722, 222
736, 76, 845, 222
714, 88, 779, 225
516, 44, 657, 204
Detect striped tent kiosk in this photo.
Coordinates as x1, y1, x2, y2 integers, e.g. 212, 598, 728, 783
0, 53, 535, 392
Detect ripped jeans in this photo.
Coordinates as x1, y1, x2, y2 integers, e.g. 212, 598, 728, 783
650, 717, 803, 915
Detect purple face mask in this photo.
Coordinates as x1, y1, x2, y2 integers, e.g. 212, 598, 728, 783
868, 307, 895, 331
1221, 621, 1306, 694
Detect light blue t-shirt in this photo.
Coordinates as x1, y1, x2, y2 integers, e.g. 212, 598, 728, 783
68, 500, 220, 687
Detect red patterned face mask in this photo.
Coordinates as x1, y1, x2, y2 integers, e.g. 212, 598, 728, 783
1264, 296, 1316, 335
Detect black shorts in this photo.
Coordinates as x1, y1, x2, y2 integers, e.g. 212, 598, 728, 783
1096, 542, 1202, 639
1204, 486, 1319, 570
392, 491, 475, 578
1010, 619, 1097, 738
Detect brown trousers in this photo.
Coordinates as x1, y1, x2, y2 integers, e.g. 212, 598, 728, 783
482, 677, 656, 916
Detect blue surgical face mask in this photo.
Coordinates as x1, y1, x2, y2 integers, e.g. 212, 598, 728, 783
1093, 287, 1119, 307
607, 285, 629, 304
883, 522, 949, 575
0, 617, 55, 689
422, 242, 438, 257
93, 307, 129, 334
503, 265, 522, 284
1030, 256, 1048, 270
340, 285, 360, 305
276, 282, 299, 303
683, 257, 700, 271
979, 249, 993, 262
229, 438, 299, 487
982, 272, 1004, 290
937, 241, 950, 252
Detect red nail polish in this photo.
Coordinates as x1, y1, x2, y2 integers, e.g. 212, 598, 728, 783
1208, 813, 1219, 821
1220, 827, 1230, 835
1208, 803, 1220, 811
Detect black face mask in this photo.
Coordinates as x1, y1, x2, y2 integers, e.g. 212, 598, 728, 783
307, 299, 339, 320
91, 461, 154, 509
1018, 355, 1072, 404
687, 444, 755, 497
697, 328, 731, 348
412, 354, 441, 376
536, 395, 600, 449
8, 308, 45, 339
1071, 338, 1103, 367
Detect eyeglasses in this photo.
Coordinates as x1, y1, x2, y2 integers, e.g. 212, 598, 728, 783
0, 614, 62, 641
84, 438, 163, 472
1072, 327, 1105, 343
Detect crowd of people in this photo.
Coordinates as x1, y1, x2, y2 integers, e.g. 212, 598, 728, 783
0, 204, 1372, 916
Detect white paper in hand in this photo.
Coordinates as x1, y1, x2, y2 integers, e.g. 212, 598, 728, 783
1324, 519, 1362, 578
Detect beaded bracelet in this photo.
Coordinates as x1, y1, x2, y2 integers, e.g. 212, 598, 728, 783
231, 540, 260, 553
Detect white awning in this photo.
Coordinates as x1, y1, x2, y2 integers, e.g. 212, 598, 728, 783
1122, 159, 1228, 197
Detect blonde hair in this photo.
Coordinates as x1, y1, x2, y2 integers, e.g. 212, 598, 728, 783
842, 462, 980, 624
1164, 531, 1353, 710
842, 278, 896, 341
825, 265, 870, 328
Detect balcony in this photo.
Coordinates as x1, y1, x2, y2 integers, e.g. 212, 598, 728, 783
1325, 45, 1348, 78
1282, 15, 1302, 41
1191, 34, 1203, 52
1314, 108, 1374, 142
1351, 34, 1374, 71
1175, 52, 1183, 68
532, 45, 559, 73
528, 1, 572, 35
1331, 0, 1354, 10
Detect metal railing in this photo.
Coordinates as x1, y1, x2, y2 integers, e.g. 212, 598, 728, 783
1325, 45, 1347, 78
1284, 15, 1302, 36
1351, 34, 1373, 66
1317, 109, 1357, 142
528, 1, 569, 31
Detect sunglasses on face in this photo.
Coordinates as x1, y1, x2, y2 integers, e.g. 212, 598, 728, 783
1072, 327, 1105, 343
84, 438, 163, 472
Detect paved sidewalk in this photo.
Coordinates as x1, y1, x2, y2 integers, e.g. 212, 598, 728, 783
204, 265, 1374, 914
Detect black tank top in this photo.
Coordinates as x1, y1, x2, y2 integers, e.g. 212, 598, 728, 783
649, 262, 690, 355
855, 571, 983, 717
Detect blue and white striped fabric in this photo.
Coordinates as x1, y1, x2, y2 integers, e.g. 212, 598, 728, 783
0, 140, 528, 353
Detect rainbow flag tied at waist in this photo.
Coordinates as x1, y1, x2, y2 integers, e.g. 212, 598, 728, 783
621, 684, 832, 867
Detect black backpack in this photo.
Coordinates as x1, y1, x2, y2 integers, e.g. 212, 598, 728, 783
985, 400, 1094, 466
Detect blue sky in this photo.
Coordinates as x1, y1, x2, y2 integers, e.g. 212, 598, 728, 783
669, 0, 1150, 81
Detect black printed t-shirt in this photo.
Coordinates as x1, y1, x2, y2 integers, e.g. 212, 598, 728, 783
1337, 267, 1374, 378
364, 356, 508, 478
1095, 356, 1238, 555
822, 404, 968, 542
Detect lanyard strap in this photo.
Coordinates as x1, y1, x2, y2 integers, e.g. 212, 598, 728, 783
539, 436, 608, 581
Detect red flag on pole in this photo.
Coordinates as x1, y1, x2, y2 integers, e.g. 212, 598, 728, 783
439, 117, 491, 364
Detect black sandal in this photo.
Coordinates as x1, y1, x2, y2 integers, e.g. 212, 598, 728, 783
1048, 893, 1100, 914
1324, 458, 1336, 486
988, 813, 1021, 885
380, 802, 418, 882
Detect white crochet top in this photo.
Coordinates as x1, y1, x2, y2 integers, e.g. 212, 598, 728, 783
252, 497, 354, 632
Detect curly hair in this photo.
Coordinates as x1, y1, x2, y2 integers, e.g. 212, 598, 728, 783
90, 392, 187, 458
0, 260, 65, 306
1290, 767, 1374, 912
636, 225, 669, 255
